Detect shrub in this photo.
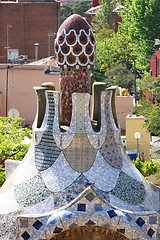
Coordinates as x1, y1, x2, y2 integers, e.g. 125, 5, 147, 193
0, 117, 31, 187
133, 158, 160, 177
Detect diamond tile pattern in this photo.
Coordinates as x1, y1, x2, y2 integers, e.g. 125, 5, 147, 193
69, 222, 78, 228
85, 192, 95, 202
135, 217, 145, 227
77, 203, 86, 211
33, 220, 43, 230
85, 220, 95, 225
21, 231, 30, 240
53, 226, 63, 233
107, 210, 117, 218
147, 228, 155, 238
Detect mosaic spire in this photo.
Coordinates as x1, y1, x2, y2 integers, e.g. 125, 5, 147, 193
54, 14, 96, 125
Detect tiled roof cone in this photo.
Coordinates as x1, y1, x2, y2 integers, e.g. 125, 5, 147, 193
0, 15, 160, 240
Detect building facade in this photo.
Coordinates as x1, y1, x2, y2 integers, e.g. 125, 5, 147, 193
0, 1, 60, 63
150, 48, 160, 77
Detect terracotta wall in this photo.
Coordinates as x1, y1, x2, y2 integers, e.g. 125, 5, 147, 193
115, 96, 133, 133
0, 65, 60, 125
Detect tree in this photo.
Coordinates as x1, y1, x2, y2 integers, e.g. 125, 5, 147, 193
119, 0, 160, 71
61, 5, 73, 24
60, 1, 92, 24
92, 0, 116, 32
95, 32, 135, 71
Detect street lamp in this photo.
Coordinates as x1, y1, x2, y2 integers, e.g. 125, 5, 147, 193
34, 43, 39, 61
134, 132, 141, 158
6, 24, 12, 64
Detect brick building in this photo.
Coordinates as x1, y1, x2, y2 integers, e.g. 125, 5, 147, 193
0, 1, 60, 63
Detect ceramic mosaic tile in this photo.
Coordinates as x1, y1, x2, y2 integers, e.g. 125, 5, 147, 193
0, 210, 22, 239
84, 151, 120, 192
111, 171, 145, 205
99, 130, 123, 169
63, 133, 97, 173
53, 133, 75, 149
35, 92, 62, 171
14, 173, 51, 207
87, 132, 106, 149
53, 174, 89, 208
13, 145, 38, 185
41, 152, 80, 192
69, 93, 93, 133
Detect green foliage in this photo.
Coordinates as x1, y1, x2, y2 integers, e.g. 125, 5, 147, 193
61, 5, 73, 24
60, 1, 92, 24
0, 117, 31, 187
95, 29, 114, 41
119, 0, 160, 71
105, 64, 134, 93
133, 158, 160, 177
0, 117, 31, 164
92, 0, 116, 32
95, 32, 135, 71
0, 164, 5, 187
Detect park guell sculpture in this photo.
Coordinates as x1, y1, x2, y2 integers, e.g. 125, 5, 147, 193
0, 14, 160, 240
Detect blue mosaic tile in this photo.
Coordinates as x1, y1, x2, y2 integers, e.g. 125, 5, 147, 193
94, 203, 103, 211
93, 187, 110, 203
14, 173, 51, 207
149, 216, 157, 224
33, 220, 43, 230
53, 226, 63, 233
135, 217, 145, 227
85, 192, 95, 202
107, 210, 117, 218
77, 203, 86, 211
54, 175, 89, 208
85, 220, 95, 225
111, 171, 145, 205
117, 229, 125, 234
147, 228, 155, 238
21, 231, 30, 240
124, 213, 132, 222
63, 211, 72, 219
48, 215, 58, 224
20, 219, 28, 228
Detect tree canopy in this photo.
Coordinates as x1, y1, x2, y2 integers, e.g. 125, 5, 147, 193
92, 0, 116, 32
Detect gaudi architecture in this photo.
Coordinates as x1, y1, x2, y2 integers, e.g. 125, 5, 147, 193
0, 15, 160, 240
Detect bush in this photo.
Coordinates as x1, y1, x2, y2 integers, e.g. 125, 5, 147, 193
0, 117, 31, 186
133, 158, 160, 177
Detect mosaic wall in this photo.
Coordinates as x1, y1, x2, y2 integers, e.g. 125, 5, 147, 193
0, 88, 160, 240
17, 188, 159, 240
